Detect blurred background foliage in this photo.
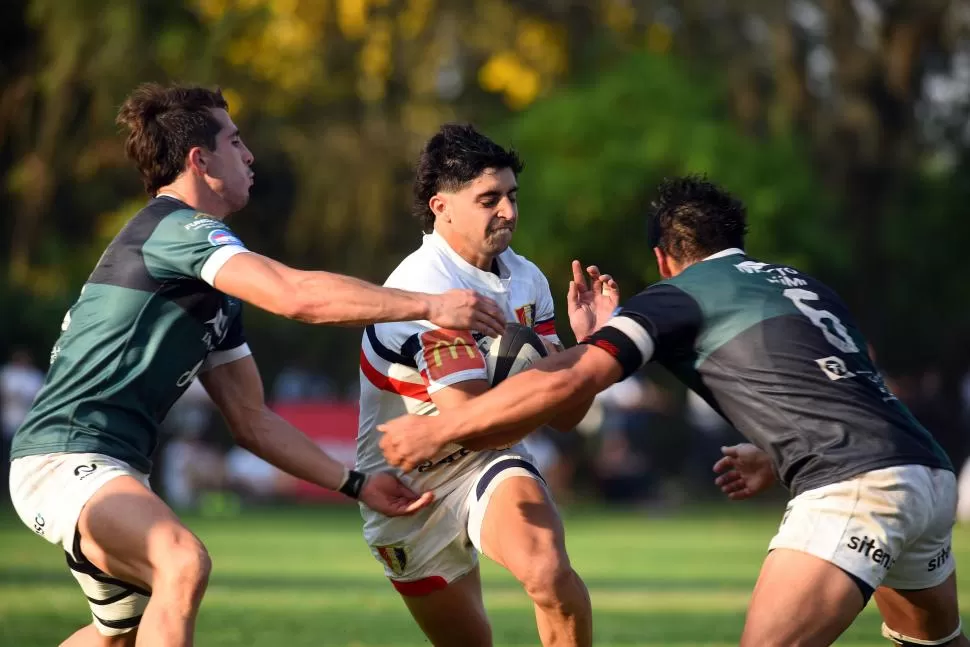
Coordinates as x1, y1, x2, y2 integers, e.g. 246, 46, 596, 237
2, 0, 970, 391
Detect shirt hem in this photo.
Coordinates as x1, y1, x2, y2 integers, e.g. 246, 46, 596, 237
790, 456, 954, 497
11, 442, 152, 474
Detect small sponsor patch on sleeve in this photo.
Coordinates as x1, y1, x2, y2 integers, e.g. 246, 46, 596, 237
420, 328, 486, 382
207, 229, 244, 247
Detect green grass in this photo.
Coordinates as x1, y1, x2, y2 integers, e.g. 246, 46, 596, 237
1, 504, 968, 646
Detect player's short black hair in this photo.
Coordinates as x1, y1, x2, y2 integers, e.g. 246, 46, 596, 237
413, 123, 524, 233
647, 175, 748, 262
116, 83, 229, 195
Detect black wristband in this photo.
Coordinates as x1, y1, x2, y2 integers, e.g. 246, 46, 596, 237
338, 469, 367, 499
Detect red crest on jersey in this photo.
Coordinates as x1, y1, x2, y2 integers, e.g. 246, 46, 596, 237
420, 329, 485, 381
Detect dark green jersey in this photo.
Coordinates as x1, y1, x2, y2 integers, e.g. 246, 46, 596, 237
11, 196, 250, 473
585, 249, 952, 495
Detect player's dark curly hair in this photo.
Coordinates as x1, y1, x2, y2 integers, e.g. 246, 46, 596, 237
647, 175, 748, 262
413, 123, 524, 233
116, 83, 228, 195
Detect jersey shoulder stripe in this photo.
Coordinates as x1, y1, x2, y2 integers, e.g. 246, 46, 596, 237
360, 335, 430, 402
365, 325, 418, 368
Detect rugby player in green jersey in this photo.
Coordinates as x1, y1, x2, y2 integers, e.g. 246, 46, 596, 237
379, 176, 967, 647
8, 83, 506, 647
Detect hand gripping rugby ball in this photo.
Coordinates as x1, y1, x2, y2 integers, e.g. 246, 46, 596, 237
478, 322, 549, 385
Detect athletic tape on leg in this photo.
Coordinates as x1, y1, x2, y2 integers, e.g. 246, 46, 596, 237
66, 548, 149, 636
882, 621, 963, 646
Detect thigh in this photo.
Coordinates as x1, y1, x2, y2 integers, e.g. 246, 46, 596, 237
400, 566, 491, 647
875, 572, 964, 644
469, 456, 566, 573
9, 452, 193, 636
77, 472, 200, 590
742, 548, 865, 647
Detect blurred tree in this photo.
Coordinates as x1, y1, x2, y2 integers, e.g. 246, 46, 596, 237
499, 52, 835, 344
2, 0, 969, 386
0, 0, 224, 290
188, 0, 594, 283
609, 0, 970, 372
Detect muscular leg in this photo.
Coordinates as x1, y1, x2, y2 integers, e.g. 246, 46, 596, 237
76, 476, 211, 647
875, 573, 970, 646
398, 567, 492, 647
740, 549, 865, 647
479, 476, 592, 647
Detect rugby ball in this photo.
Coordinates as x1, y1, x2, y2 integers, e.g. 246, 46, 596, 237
478, 322, 549, 385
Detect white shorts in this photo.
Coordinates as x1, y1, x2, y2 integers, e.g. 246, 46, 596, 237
363, 452, 545, 596
769, 464, 957, 594
9, 452, 152, 635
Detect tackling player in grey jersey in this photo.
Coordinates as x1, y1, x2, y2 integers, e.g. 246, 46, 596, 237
8, 83, 507, 647
379, 176, 966, 647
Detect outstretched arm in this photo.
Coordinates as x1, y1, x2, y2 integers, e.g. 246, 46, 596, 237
213, 252, 505, 336
201, 354, 433, 516
379, 345, 624, 471
379, 284, 684, 472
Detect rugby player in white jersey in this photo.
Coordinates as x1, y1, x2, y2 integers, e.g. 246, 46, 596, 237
355, 124, 618, 647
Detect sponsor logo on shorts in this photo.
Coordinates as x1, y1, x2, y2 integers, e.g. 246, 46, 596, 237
928, 543, 951, 572
207, 229, 243, 247
816, 356, 855, 381
32, 513, 46, 536
416, 447, 472, 473
847, 535, 895, 570
376, 544, 410, 576
73, 463, 98, 480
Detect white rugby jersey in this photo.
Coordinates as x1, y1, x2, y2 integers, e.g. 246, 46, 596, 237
356, 231, 560, 499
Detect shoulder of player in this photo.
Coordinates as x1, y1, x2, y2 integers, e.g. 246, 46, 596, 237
499, 247, 549, 284
160, 209, 233, 232
620, 280, 699, 317
384, 245, 466, 292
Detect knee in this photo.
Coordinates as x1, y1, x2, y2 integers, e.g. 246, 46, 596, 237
155, 533, 212, 593
518, 556, 586, 610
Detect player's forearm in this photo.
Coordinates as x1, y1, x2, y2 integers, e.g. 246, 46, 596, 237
548, 396, 595, 432
440, 363, 595, 447
290, 271, 433, 326
541, 343, 595, 431
235, 408, 348, 491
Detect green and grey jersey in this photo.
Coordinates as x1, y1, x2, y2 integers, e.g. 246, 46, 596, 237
11, 196, 252, 473
584, 248, 952, 496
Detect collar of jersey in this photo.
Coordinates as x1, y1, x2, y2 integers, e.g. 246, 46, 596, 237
425, 230, 510, 292
702, 247, 745, 261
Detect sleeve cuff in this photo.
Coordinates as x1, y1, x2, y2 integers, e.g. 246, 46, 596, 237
424, 368, 491, 394
602, 315, 655, 359
201, 246, 249, 286
202, 343, 252, 373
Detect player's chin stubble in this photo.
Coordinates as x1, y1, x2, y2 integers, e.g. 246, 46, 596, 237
486, 228, 513, 253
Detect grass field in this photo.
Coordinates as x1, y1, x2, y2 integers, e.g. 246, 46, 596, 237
2, 504, 968, 646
